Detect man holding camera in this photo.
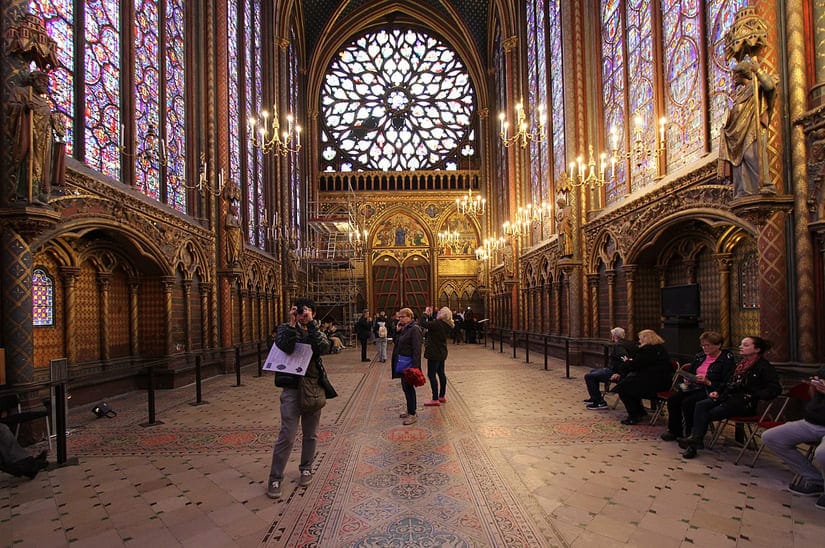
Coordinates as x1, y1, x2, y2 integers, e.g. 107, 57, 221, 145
266, 298, 330, 499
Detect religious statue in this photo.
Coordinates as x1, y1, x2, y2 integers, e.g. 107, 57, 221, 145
503, 242, 515, 278
556, 197, 574, 257
7, 71, 66, 205
286, 240, 300, 283
224, 200, 242, 267
717, 58, 777, 196
717, 7, 777, 197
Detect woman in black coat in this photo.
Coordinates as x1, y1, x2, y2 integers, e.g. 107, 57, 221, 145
678, 336, 782, 458
419, 306, 454, 406
660, 331, 736, 440
613, 329, 673, 424
391, 307, 422, 425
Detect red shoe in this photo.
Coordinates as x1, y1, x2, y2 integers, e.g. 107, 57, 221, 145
423, 400, 440, 406
438, 397, 447, 403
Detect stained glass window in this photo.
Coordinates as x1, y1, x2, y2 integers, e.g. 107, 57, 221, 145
320, 28, 476, 172
600, 0, 745, 204
30, 1, 187, 211
29, 1, 74, 155
32, 268, 54, 327
85, 0, 120, 177
227, 0, 265, 248
527, 0, 565, 240
288, 36, 302, 248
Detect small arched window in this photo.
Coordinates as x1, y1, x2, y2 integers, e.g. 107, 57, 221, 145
32, 267, 55, 326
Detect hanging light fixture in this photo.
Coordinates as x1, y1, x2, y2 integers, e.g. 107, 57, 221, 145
248, 105, 301, 156
498, 101, 546, 148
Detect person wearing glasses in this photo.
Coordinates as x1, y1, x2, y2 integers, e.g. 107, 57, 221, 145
660, 332, 735, 442
391, 308, 422, 425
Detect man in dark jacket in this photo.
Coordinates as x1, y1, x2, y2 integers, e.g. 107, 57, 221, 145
267, 298, 330, 499
355, 310, 372, 362
762, 366, 825, 510
583, 327, 638, 410
0, 423, 48, 479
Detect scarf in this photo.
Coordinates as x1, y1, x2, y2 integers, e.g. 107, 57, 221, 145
732, 355, 758, 379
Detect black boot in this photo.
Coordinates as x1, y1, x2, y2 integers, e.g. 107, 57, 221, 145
677, 434, 704, 450
682, 446, 698, 459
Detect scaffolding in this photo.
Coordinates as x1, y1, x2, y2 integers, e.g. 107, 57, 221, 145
306, 187, 365, 345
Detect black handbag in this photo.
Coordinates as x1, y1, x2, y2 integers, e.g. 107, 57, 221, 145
317, 361, 338, 399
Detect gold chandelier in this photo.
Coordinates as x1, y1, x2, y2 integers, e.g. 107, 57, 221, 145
498, 101, 546, 148
247, 106, 301, 156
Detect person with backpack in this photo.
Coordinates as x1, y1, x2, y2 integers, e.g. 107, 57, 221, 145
374, 310, 389, 363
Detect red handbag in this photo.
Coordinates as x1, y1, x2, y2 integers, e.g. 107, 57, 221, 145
402, 367, 426, 387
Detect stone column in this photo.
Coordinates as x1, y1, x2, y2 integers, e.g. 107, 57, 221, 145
128, 279, 140, 356
715, 253, 733, 346
161, 276, 175, 355
182, 279, 192, 352
97, 273, 111, 361
606, 270, 616, 329
623, 265, 637, 338
200, 282, 211, 349
586, 274, 599, 337
59, 267, 80, 364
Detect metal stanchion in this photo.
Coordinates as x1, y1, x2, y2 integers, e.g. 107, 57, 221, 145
525, 333, 530, 363
233, 345, 243, 387
543, 335, 548, 370
190, 354, 208, 406
499, 330, 504, 353
564, 338, 571, 379
140, 364, 163, 427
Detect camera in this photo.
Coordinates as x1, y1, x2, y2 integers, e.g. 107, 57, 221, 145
296, 305, 306, 315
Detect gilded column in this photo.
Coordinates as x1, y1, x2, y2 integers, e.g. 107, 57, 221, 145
623, 265, 637, 338
586, 273, 599, 337
182, 279, 192, 352
553, 280, 562, 335
784, 0, 816, 362
60, 267, 80, 364
606, 270, 616, 329
161, 276, 175, 355
97, 273, 111, 361
200, 282, 211, 349
715, 253, 733, 346
128, 279, 140, 356
239, 287, 247, 343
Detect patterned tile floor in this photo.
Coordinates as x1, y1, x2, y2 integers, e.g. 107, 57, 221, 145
1, 343, 823, 547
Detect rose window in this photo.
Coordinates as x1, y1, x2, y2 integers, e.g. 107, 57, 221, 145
320, 28, 476, 172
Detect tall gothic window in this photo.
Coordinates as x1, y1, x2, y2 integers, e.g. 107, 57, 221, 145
30, 1, 188, 212
32, 268, 55, 327
320, 28, 476, 172
600, 0, 749, 204
526, 0, 565, 235
227, 0, 265, 248
287, 35, 302, 245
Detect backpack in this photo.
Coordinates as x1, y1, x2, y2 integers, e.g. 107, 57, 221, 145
377, 323, 388, 338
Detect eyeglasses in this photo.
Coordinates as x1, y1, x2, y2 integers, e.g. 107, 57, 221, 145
700, 343, 719, 348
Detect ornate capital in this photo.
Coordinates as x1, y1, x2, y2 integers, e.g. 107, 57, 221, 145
502, 36, 518, 53
730, 193, 794, 228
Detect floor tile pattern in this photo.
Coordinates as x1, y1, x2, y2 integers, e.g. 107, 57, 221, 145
0, 344, 823, 547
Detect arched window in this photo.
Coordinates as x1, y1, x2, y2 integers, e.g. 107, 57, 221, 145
227, 0, 266, 248
32, 268, 55, 327
31, 1, 188, 211
600, 0, 750, 204
526, 0, 565, 223
320, 28, 476, 172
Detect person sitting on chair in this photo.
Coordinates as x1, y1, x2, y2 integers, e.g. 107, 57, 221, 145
0, 423, 48, 479
678, 336, 781, 459
660, 331, 735, 441
761, 366, 825, 510
584, 327, 638, 410
613, 329, 672, 425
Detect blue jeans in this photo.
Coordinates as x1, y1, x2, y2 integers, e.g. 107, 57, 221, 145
584, 368, 613, 402
427, 359, 446, 400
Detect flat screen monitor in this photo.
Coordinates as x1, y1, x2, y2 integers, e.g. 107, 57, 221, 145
661, 284, 700, 319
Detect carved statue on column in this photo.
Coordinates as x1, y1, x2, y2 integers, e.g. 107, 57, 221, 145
223, 179, 242, 268
556, 196, 574, 257
717, 8, 777, 197
7, 71, 66, 205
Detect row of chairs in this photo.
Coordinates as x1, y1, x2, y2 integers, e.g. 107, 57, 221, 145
641, 361, 816, 468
